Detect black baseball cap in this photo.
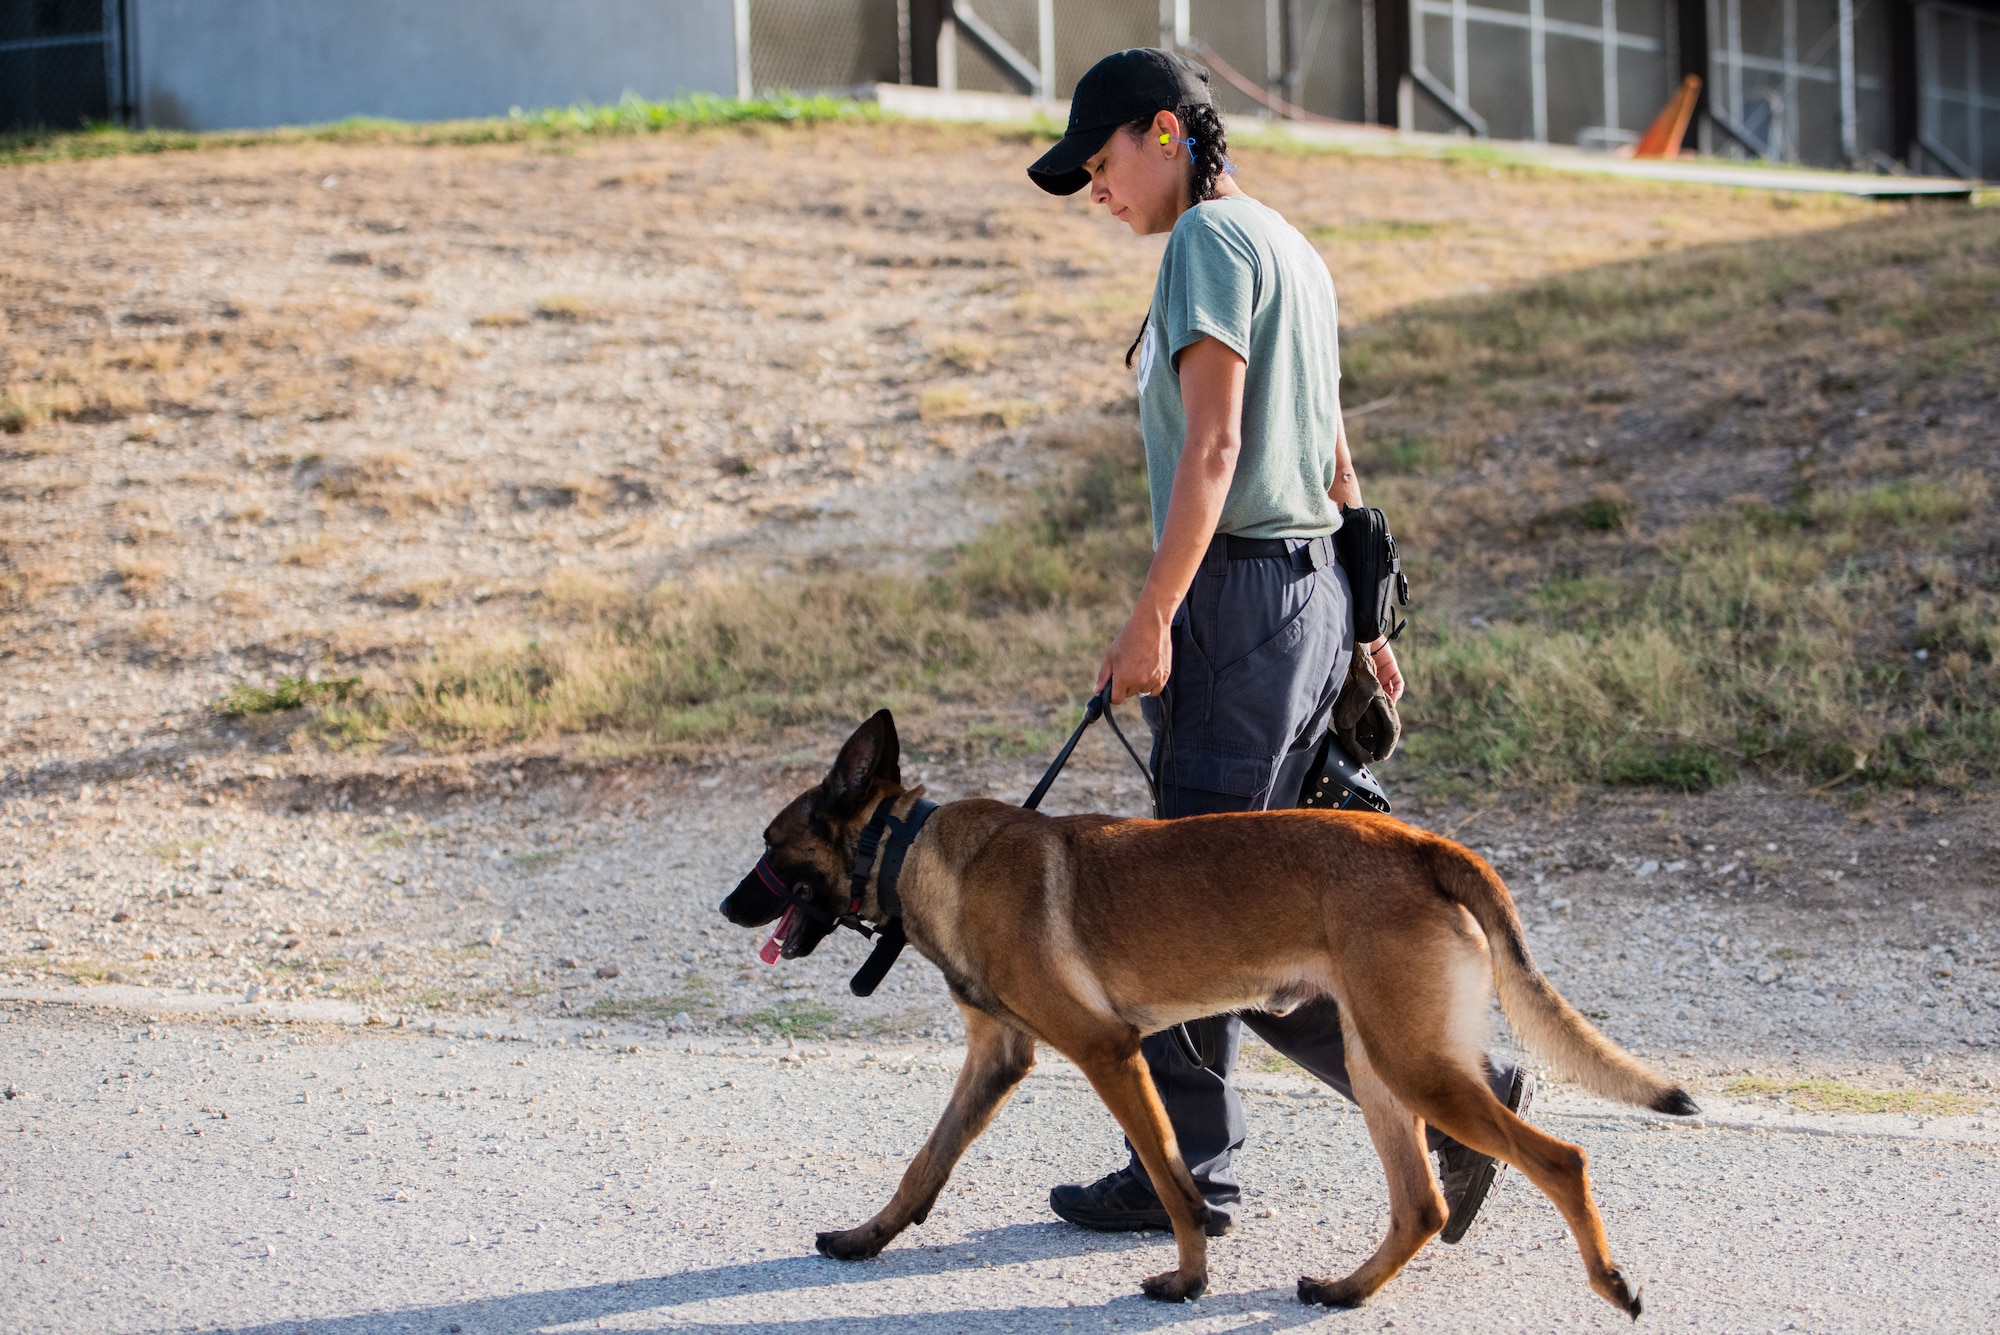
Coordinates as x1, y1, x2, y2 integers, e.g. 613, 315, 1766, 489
1027, 48, 1213, 196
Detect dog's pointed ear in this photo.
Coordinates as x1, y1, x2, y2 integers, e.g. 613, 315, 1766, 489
825, 709, 900, 815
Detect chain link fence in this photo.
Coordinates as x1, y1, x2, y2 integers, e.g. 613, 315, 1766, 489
1, 0, 123, 133
1913, 0, 1999, 178
749, 0, 903, 94
1705, 0, 1894, 166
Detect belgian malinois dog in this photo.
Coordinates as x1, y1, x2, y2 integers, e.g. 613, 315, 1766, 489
721, 711, 1696, 1317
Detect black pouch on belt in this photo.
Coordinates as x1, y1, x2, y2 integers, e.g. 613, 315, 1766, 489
1326, 503, 1409, 769
1333, 503, 1409, 645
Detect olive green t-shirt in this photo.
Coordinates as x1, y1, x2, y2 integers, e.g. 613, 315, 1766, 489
1133, 194, 1344, 545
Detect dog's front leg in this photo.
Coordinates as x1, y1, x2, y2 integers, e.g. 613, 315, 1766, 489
814, 1005, 1035, 1262
1068, 1036, 1211, 1302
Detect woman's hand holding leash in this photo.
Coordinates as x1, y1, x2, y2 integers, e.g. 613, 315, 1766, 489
1099, 603, 1173, 704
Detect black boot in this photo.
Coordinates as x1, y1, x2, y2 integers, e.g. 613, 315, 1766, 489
1048, 1165, 1236, 1237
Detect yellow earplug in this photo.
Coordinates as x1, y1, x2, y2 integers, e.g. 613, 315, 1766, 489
1159, 133, 1172, 145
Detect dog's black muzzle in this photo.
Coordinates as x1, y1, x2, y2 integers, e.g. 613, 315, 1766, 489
720, 854, 840, 960
721, 854, 794, 927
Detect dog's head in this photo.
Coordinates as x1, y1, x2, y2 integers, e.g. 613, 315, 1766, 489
719, 709, 904, 961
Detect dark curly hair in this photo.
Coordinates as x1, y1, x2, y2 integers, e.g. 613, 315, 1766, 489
1124, 101, 1233, 368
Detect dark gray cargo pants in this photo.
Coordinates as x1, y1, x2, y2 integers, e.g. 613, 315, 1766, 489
1129, 534, 1519, 1219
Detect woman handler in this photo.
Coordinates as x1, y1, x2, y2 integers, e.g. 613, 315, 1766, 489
1026, 49, 1530, 1243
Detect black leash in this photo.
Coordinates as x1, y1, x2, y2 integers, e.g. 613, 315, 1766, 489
1026, 683, 1212, 1071
1022, 681, 1157, 814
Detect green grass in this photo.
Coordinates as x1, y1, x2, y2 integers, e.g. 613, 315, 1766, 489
0, 93, 874, 169
1306, 219, 1446, 244
741, 998, 842, 1038
1401, 480, 1999, 790
586, 986, 715, 1023
1333, 207, 2000, 792
220, 675, 361, 716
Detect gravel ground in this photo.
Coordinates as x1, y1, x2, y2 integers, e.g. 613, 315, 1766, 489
1, 1000, 1995, 1335
4, 743, 1996, 1096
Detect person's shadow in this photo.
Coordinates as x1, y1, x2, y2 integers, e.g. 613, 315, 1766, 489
197, 1220, 1340, 1334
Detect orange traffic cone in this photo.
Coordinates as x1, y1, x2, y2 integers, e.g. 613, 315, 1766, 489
1624, 74, 1702, 159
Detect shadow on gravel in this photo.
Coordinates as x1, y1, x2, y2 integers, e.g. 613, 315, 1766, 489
198, 1225, 1336, 1333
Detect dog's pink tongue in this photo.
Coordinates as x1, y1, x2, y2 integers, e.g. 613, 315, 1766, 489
759, 905, 797, 965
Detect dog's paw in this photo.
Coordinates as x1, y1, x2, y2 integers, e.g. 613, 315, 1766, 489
1298, 1275, 1367, 1308
1140, 1268, 1207, 1303
1596, 1268, 1643, 1320
813, 1226, 883, 1261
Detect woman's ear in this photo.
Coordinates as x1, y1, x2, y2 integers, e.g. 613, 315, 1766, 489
1153, 109, 1183, 153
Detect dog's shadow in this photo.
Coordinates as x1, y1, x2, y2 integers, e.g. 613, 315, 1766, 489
198, 1222, 1340, 1333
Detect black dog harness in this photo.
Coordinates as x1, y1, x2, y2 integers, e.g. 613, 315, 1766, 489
839, 795, 937, 996
749, 795, 939, 997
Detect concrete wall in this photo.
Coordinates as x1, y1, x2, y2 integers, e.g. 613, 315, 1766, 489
128, 0, 737, 131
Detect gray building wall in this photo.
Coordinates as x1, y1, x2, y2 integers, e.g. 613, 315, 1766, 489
128, 0, 737, 131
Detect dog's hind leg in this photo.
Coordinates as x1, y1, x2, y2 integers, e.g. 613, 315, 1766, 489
1393, 1070, 1642, 1319
814, 1003, 1034, 1262
1341, 935, 1644, 1319
1064, 1032, 1211, 1303
1297, 1011, 1444, 1309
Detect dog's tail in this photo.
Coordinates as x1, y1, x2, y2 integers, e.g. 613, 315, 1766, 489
1428, 840, 1699, 1117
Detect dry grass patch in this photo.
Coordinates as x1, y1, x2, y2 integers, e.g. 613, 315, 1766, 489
215, 586, 268, 616
11, 117, 1990, 798
362, 577, 457, 610
531, 295, 601, 324
321, 208, 2000, 787
932, 337, 999, 372
919, 383, 1041, 428
113, 555, 174, 597
1725, 1075, 1982, 1116
312, 450, 462, 517
0, 557, 78, 610
323, 423, 1149, 753
339, 342, 456, 391
280, 534, 340, 568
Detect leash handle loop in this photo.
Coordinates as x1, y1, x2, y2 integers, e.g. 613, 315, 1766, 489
1021, 679, 1156, 814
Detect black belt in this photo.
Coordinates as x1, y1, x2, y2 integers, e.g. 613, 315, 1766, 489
1214, 532, 1334, 570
